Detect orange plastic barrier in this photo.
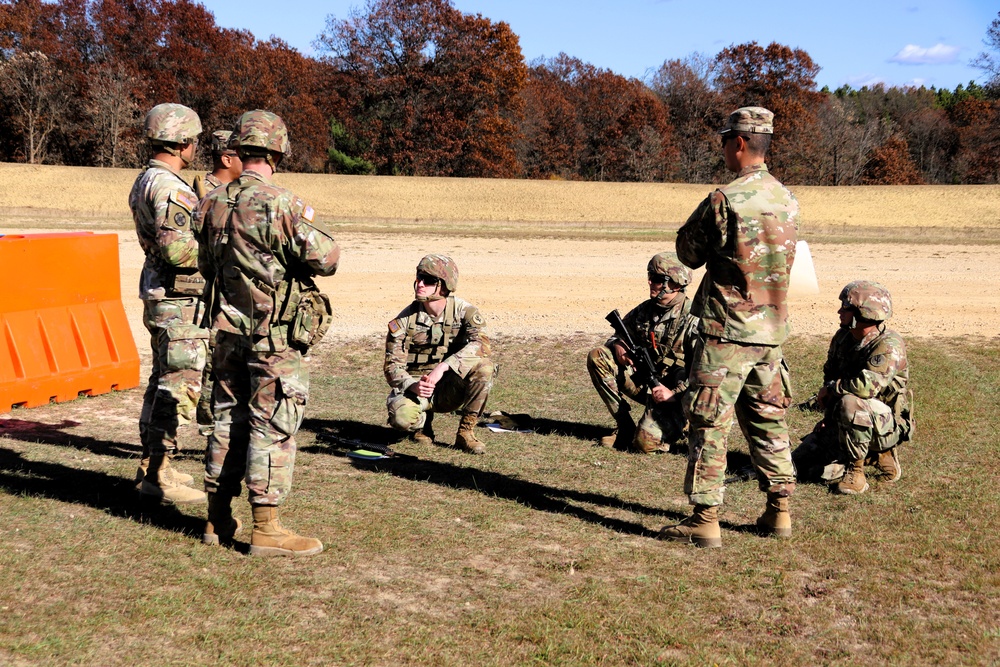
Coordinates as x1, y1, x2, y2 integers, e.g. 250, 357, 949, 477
0, 232, 139, 412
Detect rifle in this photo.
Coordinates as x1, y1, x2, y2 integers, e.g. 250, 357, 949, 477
797, 394, 823, 412
605, 309, 661, 388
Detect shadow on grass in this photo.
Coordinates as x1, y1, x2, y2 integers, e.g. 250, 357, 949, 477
301, 418, 771, 537
0, 445, 205, 539
0, 418, 140, 459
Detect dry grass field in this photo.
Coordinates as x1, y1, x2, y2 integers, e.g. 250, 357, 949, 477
1, 164, 999, 666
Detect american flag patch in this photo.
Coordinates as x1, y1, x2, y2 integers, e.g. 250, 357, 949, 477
176, 191, 197, 209
388, 319, 401, 333
302, 205, 315, 222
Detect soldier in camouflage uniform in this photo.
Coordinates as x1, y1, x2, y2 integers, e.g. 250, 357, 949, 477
195, 130, 243, 437
129, 103, 209, 506
587, 252, 699, 453
196, 110, 340, 557
385, 255, 495, 455
793, 281, 912, 495
662, 107, 798, 548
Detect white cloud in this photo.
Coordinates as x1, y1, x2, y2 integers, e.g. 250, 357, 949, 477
888, 43, 960, 65
842, 74, 887, 89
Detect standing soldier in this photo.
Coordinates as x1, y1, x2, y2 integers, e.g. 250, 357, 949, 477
196, 110, 340, 557
194, 130, 243, 437
129, 102, 209, 505
384, 255, 495, 454
794, 281, 912, 494
586, 252, 699, 453
662, 107, 799, 548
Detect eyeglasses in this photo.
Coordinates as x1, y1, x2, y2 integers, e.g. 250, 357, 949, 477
648, 272, 668, 284
416, 273, 440, 286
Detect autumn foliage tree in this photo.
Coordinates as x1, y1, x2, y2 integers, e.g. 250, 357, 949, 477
712, 41, 825, 183
316, 0, 526, 177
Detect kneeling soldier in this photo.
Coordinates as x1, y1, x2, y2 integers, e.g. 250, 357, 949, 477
794, 280, 912, 494
587, 252, 699, 453
385, 255, 495, 454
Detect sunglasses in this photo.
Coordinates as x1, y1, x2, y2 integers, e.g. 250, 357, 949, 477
416, 273, 441, 286
648, 272, 668, 284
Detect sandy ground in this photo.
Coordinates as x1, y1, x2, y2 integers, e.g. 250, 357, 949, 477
105, 231, 997, 345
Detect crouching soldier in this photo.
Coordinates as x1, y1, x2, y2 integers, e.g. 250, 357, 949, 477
586, 252, 699, 453
793, 280, 913, 494
385, 255, 495, 454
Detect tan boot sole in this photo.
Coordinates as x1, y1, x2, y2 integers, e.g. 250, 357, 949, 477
836, 482, 870, 495
756, 519, 792, 538
203, 519, 243, 546
249, 543, 324, 558
659, 528, 722, 548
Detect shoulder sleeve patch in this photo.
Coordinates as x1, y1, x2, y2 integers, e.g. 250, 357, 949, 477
472, 311, 486, 326
388, 319, 402, 334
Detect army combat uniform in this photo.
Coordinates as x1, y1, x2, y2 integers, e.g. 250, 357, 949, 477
384, 296, 495, 436
196, 169, 339, 507
799, 325, 912, 480
588, 296, 699, 453
129, 157, 209, 464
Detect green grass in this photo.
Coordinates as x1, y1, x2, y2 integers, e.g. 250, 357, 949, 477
0, 335, 998, 666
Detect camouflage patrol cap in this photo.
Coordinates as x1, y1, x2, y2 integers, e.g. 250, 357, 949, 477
232, 110, 290, 154
719, 106, 774, 135
839, 280, 892, 322
417, 254, 458, 292
144, 103, 202, 144
647, 252, 692, 287
209, 130, 234, 155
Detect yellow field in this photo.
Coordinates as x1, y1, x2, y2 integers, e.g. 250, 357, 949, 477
2, 162, 999, 232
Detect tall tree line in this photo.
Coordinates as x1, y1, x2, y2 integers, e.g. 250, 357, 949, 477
1, 0, 998, 185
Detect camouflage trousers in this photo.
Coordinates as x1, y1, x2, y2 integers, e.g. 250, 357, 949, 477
587, 344, 686, 452
196, 329, 217, 431
387, 358, 495, 432
204, 330, 309, 506
793, 394, 903, 479
139, 297, 209, 457
683, 336, 795, 506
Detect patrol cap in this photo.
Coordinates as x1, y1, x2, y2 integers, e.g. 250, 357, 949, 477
210, 130, 234, 155
719, 106, 774, 135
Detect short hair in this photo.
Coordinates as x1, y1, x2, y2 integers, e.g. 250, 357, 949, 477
738, 132, 772, 157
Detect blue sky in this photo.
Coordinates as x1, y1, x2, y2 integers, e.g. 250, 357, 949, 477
205, 0, 997, 91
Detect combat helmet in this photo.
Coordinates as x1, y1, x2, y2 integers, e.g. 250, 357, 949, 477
839, 280, 892, 322
416, 254, 458, 293
144, 103, 202, 145
232, 110, 290, 160
647, 252, 692, 287
209, 130, 234, 155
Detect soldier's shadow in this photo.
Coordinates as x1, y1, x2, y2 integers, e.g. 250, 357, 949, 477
0, 444, 204, 538
301, 418, 753, 537
0, 418, 140, 460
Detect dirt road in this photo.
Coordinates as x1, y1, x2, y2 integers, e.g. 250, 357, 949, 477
110, 231, 998, 344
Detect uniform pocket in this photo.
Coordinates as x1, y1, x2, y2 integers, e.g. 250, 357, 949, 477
688, 370, 724, 422
270, 375, 309, 437
164, 324, 210, 372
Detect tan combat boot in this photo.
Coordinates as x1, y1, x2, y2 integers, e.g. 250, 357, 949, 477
203, 493, 243, 546
455, 412, 486, 454
756, 492, 792, 538
659, 504, 722, 548
250, 505, 323, 558
412, 411, 435, 446
134, 457, 194, 490
873, 448, 902, 482
139, 456, 207, 505
835, 458, 870, 495
599, 407, 636, 449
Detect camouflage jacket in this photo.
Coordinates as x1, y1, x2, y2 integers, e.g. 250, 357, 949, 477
676, 163, 799, 345
128, 158, 201, 301
384, 296, 490, 393
195, 169, 340, 350
204, 173, 224, 191
610, 296, 699, 392
823, 324, 910, 418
